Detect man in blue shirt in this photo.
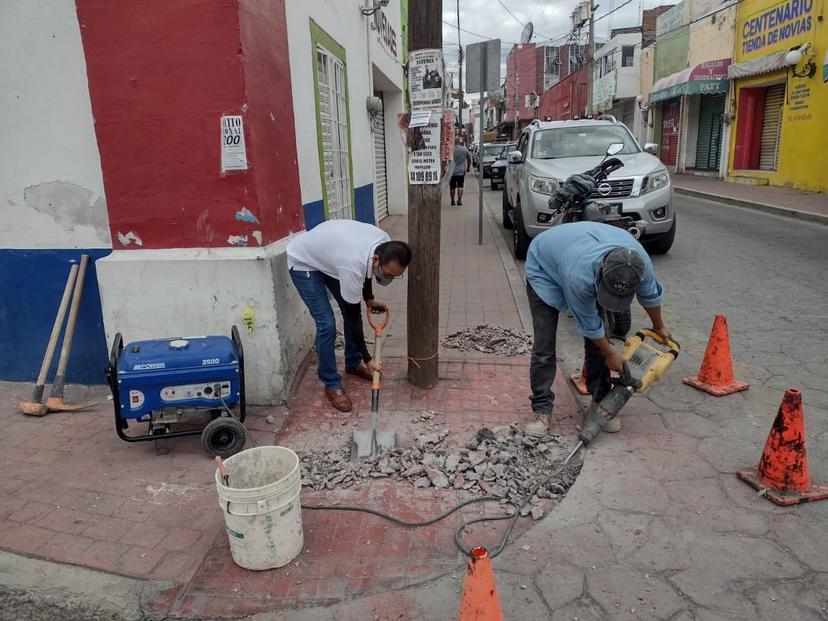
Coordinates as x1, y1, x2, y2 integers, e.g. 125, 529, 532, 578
524, 221, 670, 436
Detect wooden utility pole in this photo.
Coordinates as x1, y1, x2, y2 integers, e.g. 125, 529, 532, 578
407, 0, 441, 388
586, 0, 596, 116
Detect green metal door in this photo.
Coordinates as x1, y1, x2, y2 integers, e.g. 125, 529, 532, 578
695, 94, 726, 170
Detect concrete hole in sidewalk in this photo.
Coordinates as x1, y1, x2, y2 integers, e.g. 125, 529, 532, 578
299, 421, 582, 523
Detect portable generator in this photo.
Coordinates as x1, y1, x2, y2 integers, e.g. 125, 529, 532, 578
106, 326, 247, 457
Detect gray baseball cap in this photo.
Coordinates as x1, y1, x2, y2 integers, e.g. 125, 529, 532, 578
596, 248, 645, 313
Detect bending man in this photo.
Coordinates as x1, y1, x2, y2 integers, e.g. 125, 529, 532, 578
288, 220, 412, 412
524, 221, 670, 436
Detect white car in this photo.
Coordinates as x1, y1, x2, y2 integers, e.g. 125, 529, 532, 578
503, 118, 676, 259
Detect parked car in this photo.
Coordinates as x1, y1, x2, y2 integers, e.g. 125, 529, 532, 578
503, 118, 676, 259
490, 142, 516, 191
477, 143, 511, 178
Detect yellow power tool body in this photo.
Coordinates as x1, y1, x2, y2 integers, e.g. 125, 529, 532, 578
578, 329, 680, 445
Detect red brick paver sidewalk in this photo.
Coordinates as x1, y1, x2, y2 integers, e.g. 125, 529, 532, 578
0, 182, 582, 619
672, 173, 828, 223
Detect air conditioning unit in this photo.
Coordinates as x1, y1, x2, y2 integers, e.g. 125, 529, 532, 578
525, 93, 539, 108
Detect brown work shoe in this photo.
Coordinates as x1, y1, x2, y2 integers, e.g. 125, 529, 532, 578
346, 364, 373, 382
325, 388, 352, 412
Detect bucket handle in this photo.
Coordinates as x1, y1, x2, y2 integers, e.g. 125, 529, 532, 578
223, 487, 301, 517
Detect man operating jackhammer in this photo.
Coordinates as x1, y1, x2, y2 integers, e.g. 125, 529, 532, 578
287, 220, 412, 413
523, 221, 671, 437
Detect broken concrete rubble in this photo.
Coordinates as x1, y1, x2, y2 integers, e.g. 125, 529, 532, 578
441, 325, 532, 356
298, 424, 581, 511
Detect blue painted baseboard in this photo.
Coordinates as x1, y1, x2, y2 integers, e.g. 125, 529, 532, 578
0, 248, 111, 385
302, 183, 376, 230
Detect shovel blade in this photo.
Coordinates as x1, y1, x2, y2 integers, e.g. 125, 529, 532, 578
351, 428, 396, 460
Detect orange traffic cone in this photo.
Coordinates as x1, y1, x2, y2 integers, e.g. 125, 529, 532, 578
457, 547, 503, 621
683, 314, 748, 396
569, 363, 589, 396
738, 389, 828, 506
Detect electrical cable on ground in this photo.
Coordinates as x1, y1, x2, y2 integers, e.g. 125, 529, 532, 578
302, 440, 585, 559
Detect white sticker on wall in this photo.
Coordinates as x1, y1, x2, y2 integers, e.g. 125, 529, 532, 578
221, 115, 248, 173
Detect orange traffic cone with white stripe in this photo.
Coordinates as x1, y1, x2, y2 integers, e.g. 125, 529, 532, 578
738, 389, 828, 506
569, 363, 589, 396
683, 314, 748, 396
457, 547, 503, 621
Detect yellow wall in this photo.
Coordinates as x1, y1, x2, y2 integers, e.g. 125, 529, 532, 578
728, 0, 828, 192
688, 6, 737, 66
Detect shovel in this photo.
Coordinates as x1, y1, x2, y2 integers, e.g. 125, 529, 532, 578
351, 306, 396, 459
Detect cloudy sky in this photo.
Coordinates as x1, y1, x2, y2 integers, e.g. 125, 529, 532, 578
440, 0, 670, 88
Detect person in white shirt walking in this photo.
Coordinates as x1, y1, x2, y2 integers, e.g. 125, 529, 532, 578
287, 220, 412, 412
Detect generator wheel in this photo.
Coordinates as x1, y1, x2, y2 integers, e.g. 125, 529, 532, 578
201, 416, 247, 458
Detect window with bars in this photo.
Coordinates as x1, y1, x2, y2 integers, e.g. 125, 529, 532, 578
315, 43, 353, 220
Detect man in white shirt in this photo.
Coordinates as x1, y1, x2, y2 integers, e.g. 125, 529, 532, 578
287, 220, 412, 412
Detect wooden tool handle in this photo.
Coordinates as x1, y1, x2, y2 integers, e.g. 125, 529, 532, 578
50, 255, 89, 399
33, 263, 79, 399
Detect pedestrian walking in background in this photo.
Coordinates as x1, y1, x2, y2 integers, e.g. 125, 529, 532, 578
450, 137, 472, 206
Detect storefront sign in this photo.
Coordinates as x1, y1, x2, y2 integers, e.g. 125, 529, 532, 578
372, 7, 398, 58
740, 0, 814, 55
823, 48, 828, 82
592, 70, 617, 112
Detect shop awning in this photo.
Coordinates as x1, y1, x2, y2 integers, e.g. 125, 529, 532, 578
649, 58, 731, 103
727, 50, 788, 80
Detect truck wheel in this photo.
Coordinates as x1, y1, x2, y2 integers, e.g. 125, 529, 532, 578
502, 185, 513, 229
513, 202, 530, 261
201, 416, 247, 458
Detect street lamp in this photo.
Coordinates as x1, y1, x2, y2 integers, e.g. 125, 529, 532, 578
786, 43, 816, 78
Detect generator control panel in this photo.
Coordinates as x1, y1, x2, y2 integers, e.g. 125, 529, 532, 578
160, 382, 232, 403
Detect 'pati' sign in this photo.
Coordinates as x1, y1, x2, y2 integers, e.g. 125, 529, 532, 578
741, 0, 814, 55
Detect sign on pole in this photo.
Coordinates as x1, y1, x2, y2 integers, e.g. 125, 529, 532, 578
465, 40, 501, 94
408, 48, 444, 185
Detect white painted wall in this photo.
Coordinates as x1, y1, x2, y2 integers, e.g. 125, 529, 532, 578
285, 0, 406, 214
0, 0, 110, 249
97, 240, 314, 405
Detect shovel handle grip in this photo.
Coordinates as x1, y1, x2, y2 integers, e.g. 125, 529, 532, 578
366, 305, 389, 335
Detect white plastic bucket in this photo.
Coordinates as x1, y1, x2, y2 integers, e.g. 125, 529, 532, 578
215, 446, 304, 570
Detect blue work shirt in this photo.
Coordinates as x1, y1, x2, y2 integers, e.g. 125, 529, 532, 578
525, 221, 664, 339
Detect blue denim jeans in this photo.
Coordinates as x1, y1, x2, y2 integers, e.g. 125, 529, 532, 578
289, 269, 363, 389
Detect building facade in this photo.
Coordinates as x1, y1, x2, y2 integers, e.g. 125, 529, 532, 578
593, 28, 644, 133
726, 0, 827, 192
503, 43, 545, 138
1, 0, 409, 403
649, 0, 736, 176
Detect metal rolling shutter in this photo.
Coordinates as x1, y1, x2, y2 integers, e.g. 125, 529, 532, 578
695, 94, 726, 170
373, 98, 389, 221
759, 84, 785, 171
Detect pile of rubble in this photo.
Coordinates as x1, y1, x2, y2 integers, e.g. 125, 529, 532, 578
298, 422, 580, 520
442, 325, 532, 356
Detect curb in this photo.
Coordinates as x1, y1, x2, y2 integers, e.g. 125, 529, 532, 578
674, 186, 828, 226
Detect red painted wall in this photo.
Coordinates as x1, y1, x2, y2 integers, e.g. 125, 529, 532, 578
539, 66, 588, 121
504, 44, 544, 123
733, 87, 765, 170
76, 0, 302, 249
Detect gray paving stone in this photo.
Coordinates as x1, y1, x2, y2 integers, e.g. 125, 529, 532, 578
533, 562, 585, 611
586, 565, 686, 620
